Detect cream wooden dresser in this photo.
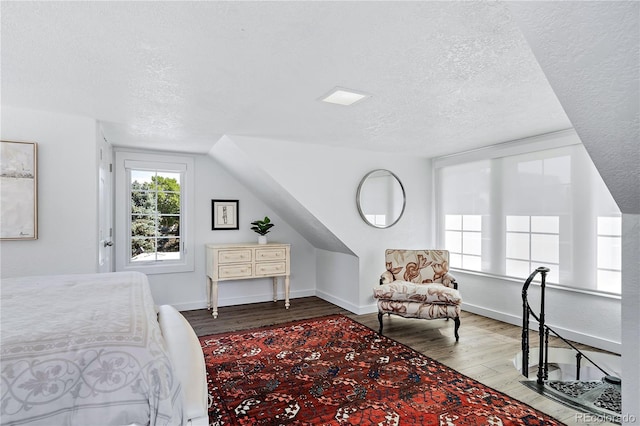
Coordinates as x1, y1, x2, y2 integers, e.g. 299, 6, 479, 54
205, 243, 291, 318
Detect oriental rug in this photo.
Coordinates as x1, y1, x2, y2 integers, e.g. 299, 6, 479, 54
200, 314, 563, 425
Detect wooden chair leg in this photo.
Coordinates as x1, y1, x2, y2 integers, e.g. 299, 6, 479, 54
454, 317, 461, 342
378, 311, 384, 334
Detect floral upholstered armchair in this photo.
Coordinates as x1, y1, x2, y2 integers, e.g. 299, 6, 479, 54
372, 249, 462, 341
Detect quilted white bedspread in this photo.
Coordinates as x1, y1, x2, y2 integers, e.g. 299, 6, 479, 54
0, 271, 184, 425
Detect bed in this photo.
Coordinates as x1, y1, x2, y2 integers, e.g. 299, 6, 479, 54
0, 271, 208, 426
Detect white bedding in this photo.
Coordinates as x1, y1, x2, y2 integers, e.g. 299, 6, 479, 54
1, 272, 185, 425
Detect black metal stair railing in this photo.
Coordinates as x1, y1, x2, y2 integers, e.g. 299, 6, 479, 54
521, 267, 612, 384
521, 268, 623, 422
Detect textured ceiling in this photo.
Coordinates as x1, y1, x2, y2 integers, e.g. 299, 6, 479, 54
1, 1, 571, 157
507, 1, 639, 214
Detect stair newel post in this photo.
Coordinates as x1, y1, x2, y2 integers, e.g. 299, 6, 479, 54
536, 267, 550, 386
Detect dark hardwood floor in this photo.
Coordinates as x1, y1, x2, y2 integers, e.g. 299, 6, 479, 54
181, 296, 615, 426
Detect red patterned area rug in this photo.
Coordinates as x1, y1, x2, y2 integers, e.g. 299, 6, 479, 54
200, 314, 564, 425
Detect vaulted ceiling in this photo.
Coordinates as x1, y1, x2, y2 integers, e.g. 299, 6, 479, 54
2, 1, 637, 212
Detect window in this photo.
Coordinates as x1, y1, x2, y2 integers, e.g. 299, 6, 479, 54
435, 130, 622, 294
115, 151, 194, 274
596, 216, 622, 293
445, 214, 482, 271
130, 169, 181, 263
506, 215, 559, 283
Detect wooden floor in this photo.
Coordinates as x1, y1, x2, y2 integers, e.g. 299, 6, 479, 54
181, 296, 615, 426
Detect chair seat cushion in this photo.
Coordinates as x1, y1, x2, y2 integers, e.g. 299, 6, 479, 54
373, 281, 462, 305
377, 300, 460, 319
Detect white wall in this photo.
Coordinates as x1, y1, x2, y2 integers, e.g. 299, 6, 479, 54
621, 213, 640, 422
315, 249, 359, 312
0, 106, 99, 277
0, 106, 317, 312
2, 107, 633, 408
120, 153, 318, 310
218, 135, 626, 355
459, 271, 621, 353
217, 136, 433, 313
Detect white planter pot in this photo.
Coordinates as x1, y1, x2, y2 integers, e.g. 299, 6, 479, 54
258, 235, 267, 245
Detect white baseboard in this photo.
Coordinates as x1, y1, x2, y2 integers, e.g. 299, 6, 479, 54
177, 289, 377, 316
173, 289, 316, 312
172, 301, 208, 311
356, 303, 378, 315
315, 290, 362, 314
462, 302, 621, 354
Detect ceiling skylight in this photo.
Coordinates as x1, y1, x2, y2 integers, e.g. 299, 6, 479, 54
320, 87, 369, 106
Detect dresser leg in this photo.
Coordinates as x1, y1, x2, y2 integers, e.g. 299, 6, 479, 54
206, 277, 212, 310
285, 275, 290, 309
272, 277, 278, 302
211, 280, 219, 318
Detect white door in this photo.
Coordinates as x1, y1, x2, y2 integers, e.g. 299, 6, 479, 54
98, 135, 114, 273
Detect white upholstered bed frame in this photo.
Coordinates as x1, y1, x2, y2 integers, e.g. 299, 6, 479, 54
157, 304, 209, 426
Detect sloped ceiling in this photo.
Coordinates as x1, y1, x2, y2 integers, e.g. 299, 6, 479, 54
507, 1, 639, 214
1, 1, 569, 157
210, 135, 355, 255
2, 1, 636, 212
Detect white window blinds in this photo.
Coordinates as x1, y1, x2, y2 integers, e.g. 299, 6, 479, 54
435, 130, 622, 294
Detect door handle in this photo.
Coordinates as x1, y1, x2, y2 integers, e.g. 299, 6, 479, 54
103, 240, 114, 247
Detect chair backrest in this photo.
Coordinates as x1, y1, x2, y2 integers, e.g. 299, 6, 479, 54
385, 249, 451, 284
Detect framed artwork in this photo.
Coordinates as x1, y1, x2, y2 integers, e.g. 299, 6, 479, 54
212, 199, 239, 230
1, 141, 38, 240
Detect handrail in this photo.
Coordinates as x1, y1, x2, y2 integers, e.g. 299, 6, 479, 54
521, 267, 610, 384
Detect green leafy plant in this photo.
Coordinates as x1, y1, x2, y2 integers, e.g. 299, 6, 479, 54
250, 216, 275, 236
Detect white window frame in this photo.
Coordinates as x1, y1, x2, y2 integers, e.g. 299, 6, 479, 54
114, 150, 195, 274
445, 214, 483, 271
596, 216, 622, 293
434, 129, 622, 295
505, 215, 560, 283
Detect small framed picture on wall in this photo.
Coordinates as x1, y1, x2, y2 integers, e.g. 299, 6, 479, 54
212, 199, 239, 230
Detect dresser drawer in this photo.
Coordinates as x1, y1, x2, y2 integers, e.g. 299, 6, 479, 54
218, 249, 252, 264
256, 248, 286, 261
255, 262, 287, 276
218, 264, 252, 279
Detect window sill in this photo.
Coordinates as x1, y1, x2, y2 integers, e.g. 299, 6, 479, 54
450, 268, 622, 300
118, 261, 194, 275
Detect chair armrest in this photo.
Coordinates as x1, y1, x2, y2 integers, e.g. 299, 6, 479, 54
380, 271, 394, 285
442, 272, 458, 290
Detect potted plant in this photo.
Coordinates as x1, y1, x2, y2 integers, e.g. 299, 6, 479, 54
250, 216, 274, 244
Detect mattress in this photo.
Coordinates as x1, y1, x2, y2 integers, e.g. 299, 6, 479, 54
0, 271, 185, 425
